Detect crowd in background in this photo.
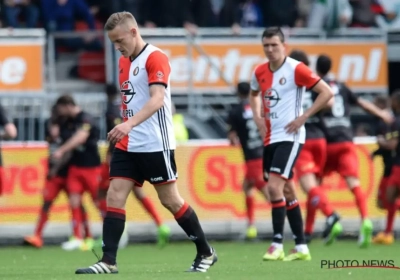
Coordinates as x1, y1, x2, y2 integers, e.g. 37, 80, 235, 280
0, 0, 397, 32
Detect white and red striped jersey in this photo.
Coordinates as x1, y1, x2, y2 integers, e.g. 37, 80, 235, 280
250, 57, 321, 146
116, 44, 176, 153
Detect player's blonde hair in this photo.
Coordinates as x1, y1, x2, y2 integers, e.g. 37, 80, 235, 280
104, 11, 137, 31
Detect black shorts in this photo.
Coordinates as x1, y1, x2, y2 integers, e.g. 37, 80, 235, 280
263, 141, 303, 181
110, 148, 178, 186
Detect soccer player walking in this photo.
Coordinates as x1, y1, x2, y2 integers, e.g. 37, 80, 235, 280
76, 12, 217, 274
249, 27, 333, 261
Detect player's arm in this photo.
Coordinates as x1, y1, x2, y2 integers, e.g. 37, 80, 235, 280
126, 51, 170, 128
0, 104, 17, 140
248, 71, 265, 135
57, 122, 91, 154
295, 63, 334, 119
377, 133, 398, 150
226, 110, 239, 145
376, 120, 399, 150
48, 151, 73, 178
356, 98, 392, 123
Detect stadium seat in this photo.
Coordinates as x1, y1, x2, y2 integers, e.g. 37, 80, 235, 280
77, 51, 106, 83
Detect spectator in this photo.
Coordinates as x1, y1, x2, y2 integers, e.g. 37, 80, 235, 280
41, 0, 102, 51
233, 0, 263, 33
307, 0, 353, 30
86, 0, 143, 25
141, 0, 194, 31
349, 0, 396, 27
259, 0, 303, 27
3, 0, 39, 28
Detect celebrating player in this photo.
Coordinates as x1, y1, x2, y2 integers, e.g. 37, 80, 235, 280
52, 95, 104, 251
289, 50, 340, 244
373, 92, 400, 244
249, 27, 334, 261
24, 105, 90, 248
227, 82, 269, 240
0, 103, 17, 196
75, 12, 217, 274
100, 84, 171, 247
317, 54, 393, 248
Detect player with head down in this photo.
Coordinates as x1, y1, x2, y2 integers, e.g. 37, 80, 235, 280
75, 12, 217, 274
249, 27, 334, 261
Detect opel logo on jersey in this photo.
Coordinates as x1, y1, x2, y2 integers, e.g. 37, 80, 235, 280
120, 80, 136, 104
263, 89, 281, 108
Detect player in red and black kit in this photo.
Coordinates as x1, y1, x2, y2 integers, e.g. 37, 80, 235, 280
24, 105, 91, 248
373, 92, 400, 244
52, 95, 104, 251
0, 103, 17, 196
99, 84, 171, 247
317, 54, 392, 248
289, 50, 340, 245
227, 82, 269, 240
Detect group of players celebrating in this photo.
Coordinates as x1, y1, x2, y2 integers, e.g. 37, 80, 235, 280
3, 11, 397, 274
229, 27, 399, 260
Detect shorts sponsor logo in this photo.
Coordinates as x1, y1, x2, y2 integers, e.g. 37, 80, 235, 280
151, 176, 164, 182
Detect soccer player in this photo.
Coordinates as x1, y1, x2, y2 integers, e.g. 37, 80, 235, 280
227, 82, 269, 240
52, 95, 104, 251
100, 84, 171, 247
373, 93, 400, 244
249, 27, 334, 261
75, 12, 217, 274
317, 54, 393, 248
289, 50, 341, 244
24, 105, 92, 248
0, 103, 17, 196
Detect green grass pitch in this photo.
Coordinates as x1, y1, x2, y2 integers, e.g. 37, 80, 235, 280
2, 241, 400, 280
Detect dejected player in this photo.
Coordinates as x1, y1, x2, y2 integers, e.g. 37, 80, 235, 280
289, 50, 341, 245
75, 12, 217, 274
52, 95, 105, 251
227, 82, 269, 240
249, 27, 334, 261
317, 54, 393, 248
373, 92, 400, 244
0, 103, 17, 196
100, 84, 171, 247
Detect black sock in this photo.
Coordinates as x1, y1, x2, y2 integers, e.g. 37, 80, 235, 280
101, 208, 126, 265
271, 199, 286, 244
175, 203, 211, 256
286, 199, 306, 245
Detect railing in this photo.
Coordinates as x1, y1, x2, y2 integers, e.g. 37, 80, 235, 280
0, 27, 391, 140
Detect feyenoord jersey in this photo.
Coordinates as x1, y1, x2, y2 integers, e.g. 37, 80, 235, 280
116, 44, 176, 153
250, 57, 321, 145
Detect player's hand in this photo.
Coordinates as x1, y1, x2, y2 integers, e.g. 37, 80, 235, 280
285, 115, 307, 134
255, 118, 266, 139
107, 122, 132, 144
52, 149, 64, 160
377, 135, 386, 146
380, 110, 394, 124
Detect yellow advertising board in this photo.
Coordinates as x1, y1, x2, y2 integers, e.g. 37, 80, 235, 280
0, 141, 384, 224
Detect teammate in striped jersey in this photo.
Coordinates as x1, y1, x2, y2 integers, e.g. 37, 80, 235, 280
75, 12, 217, 274
250, 27, 334, 261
